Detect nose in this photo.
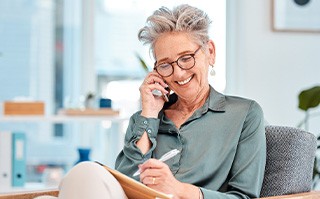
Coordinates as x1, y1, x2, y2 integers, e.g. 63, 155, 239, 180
171, 63, 187, 77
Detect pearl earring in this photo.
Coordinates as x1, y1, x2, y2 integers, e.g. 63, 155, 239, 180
210, 65, 216, 76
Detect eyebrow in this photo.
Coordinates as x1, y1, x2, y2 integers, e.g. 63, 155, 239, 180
157, 50, 195, 63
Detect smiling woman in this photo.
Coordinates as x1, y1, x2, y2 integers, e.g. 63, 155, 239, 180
96, 1, 226, 126
96, 0, 226, 98
0, 3, 264, 199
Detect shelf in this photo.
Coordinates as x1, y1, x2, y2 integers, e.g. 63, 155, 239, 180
0, 115, 129, 123
0, 182, 57, 194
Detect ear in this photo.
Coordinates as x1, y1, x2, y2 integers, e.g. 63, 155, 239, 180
207, 40, 216, 65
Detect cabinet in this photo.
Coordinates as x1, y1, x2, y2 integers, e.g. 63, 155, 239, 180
0, 115, 128, 193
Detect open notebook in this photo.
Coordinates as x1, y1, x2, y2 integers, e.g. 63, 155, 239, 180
96, 162, 172, 199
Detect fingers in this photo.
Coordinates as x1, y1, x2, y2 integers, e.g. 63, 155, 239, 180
140, 158, 167, 170
140, 73, 169, 100
141, 176, 161, 186
139, 159, 170, 185
139, 72, 169, 117
144, 73, 168, 88
150, 84, 169, 97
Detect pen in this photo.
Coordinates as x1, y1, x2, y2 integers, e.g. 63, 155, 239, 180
132, 149, 180, 177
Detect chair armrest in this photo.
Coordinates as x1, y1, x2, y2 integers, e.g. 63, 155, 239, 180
0, 189, 59, 199
259, 191, 320, 199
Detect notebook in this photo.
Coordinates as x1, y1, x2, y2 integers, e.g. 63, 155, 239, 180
95, 162, 172, 199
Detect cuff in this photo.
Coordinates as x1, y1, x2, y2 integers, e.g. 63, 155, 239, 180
132, 115, 160, 140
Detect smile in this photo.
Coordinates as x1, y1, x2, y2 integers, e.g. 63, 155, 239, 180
177, 75, 193, 85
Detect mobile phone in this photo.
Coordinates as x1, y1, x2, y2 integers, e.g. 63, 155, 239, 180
163, 86, 170, 102
152, 83, 169, 102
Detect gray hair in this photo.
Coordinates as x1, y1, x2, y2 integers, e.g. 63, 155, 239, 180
138, 4, 212, 54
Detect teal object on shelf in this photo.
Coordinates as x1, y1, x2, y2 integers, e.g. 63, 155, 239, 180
75, 148, 91, 165
99, 98, 112, 108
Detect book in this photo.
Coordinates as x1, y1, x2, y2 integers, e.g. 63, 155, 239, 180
0, 131, 12, 188
11, 132, 26, 187
3, 101, 44, 115
95, 162, 172, 199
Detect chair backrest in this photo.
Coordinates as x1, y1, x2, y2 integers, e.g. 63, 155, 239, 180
260, 125, 317, 197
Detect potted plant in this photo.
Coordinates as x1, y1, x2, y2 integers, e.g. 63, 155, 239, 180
297, 85, 320, 186
135, 53, 150, 73
298, 86, 320, 130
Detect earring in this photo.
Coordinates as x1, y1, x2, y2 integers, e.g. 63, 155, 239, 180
210, 65, 216, 76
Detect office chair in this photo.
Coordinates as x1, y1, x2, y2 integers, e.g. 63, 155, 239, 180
260, 125, 317, 198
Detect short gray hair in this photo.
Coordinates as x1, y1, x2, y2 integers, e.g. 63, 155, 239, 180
138, 4, 212, 54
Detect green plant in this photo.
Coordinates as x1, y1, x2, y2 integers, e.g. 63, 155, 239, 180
297, 86, 320, 130
135, 53, 150, 73
84, 92, 95, 109
297, 85, 320, 181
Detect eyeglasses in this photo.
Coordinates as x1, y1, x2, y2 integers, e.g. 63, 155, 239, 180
154, 46, 202, 77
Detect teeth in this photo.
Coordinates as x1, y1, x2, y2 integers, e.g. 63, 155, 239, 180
177, 76, 192, 85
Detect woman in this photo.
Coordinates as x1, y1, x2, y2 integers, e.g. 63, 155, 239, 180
56, 4, 266, 199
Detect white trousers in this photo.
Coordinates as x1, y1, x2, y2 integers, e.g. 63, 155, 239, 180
36, 161, 128, 199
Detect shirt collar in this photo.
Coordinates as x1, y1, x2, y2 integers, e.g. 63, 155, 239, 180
207, 86, 226, 112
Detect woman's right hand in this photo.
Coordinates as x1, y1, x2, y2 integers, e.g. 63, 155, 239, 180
139, 72, 169, 118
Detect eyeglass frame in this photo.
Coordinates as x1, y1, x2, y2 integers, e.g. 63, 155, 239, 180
153, 46, 202, 77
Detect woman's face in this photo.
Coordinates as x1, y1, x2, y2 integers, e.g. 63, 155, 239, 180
153, 32, 215, 101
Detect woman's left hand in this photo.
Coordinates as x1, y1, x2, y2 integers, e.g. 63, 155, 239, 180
139, 159, 184, 198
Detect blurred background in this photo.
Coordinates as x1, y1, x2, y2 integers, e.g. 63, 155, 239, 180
0, 0, 319, 188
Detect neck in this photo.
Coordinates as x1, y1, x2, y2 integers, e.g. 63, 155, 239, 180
175, 85, 210, 113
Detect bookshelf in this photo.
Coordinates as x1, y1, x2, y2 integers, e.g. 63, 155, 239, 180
0, 182, 57, 194
0, 115, 128, 123
0, 114, 129, 194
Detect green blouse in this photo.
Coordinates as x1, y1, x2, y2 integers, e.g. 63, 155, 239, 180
115, 86, 266, 199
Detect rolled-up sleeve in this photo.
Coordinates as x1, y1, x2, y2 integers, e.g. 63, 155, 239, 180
115, 112, 160, 178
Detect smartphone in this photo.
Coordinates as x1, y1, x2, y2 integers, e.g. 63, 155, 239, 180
152, 83, 169, 102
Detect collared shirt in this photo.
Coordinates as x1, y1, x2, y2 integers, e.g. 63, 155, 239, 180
115, 86, 266, 199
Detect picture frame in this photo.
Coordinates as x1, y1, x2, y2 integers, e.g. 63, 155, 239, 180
272, 0, 320, 33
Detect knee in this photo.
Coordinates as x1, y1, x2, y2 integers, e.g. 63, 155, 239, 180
61, 161, 105, 184
58, 162, 127, 199
70, 161, 101, 174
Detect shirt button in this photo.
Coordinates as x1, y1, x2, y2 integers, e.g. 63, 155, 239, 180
147, 129, 152, 134
143, 121, 148, 125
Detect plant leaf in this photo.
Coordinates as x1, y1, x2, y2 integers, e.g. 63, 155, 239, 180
135, 53, 149, 73
298, 86, 320, 111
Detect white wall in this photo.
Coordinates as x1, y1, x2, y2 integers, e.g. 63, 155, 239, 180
226, 0, 320, 132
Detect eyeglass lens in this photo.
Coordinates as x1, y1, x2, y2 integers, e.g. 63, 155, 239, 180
156, 55, 195, 77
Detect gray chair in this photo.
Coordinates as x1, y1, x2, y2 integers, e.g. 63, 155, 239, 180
260, 125, 317, 197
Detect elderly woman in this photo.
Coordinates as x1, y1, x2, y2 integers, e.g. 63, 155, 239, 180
56, 4, 266, 199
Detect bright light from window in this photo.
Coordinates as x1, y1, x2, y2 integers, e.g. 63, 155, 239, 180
102, 80, 142, 116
